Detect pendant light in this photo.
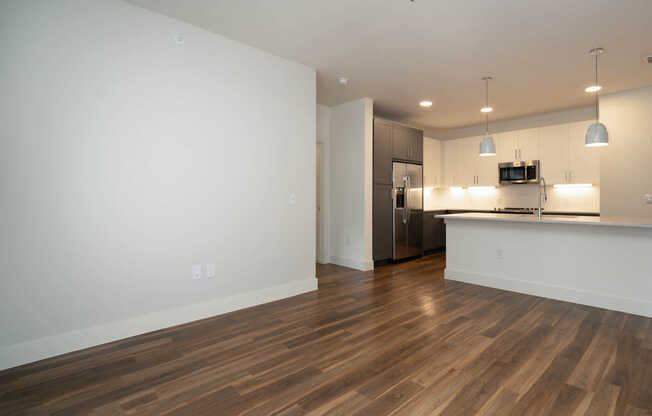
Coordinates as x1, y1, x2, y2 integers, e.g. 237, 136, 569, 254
585, 48, 609, 147
479, 76, 496, 156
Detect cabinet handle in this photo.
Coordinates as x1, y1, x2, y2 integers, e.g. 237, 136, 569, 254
514, 149, 517, 160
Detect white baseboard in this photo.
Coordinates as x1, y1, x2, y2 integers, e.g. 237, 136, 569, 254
0, 277, 318, 371
445, 268, 652, 318
330, 256, 374, 271
317, 256, 331, 264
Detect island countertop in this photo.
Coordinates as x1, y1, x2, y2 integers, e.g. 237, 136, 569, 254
438, 212, 652, 229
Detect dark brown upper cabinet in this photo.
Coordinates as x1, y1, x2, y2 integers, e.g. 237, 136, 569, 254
373, 120, 393, 185
391, 124, 422, 163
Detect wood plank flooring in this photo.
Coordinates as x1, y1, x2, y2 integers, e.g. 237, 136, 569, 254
1, 253, 652, 415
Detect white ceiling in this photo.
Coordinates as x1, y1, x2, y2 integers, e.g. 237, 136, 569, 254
126, 0, 652, 129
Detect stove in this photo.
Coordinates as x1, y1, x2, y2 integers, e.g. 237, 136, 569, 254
493, 207, 540, 214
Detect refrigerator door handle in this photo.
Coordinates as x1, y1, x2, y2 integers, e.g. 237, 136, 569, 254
402, 175, 408, 224
406, 175, 411, 223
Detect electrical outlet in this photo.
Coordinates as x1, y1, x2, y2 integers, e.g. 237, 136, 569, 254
646, 194, 652, 205
496, 249, 504, 260
192, 265, 202, 280
206, 263, 216, 279
288, 193, 297, 206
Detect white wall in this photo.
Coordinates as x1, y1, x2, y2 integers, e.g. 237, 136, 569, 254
428, 105, 594, 140
600, 86, 652, 220
316, 105, 331, 263
329, 98, 374, 271
0, 0, 317, 370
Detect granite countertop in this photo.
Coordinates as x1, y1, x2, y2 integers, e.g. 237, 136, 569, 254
437, 212, 652, 229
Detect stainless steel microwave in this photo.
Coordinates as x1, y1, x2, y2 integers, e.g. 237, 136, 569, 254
499, 160, 540, 184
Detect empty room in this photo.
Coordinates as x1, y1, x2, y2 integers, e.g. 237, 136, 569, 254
1, 0, 652, 415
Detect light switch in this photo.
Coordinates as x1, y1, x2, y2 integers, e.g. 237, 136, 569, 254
206, 263, 216, 279
192, 265, 201, 280
288, 193, 297, 206
646, 194, 652, 205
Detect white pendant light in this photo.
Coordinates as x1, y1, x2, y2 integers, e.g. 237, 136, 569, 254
479, 77, 496, 156
585, 48, 608, 147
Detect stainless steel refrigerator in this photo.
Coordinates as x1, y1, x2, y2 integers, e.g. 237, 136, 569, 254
392, 162, 423, 260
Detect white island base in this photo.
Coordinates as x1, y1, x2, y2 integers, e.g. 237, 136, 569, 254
440, 213, 652, 318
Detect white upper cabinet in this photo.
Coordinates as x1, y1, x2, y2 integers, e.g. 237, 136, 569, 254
442, 139, 458, 187
477, 151, 499, 186
456, 137, 477, 187
516, 128, 539, 161
496, 129, 538, 161
453, 136, 498, 187
423, 137, 442, 188
539, 124, 570, 185
439, 120, 599, 189
568, 120, 600, 185
496, 131, 518, 162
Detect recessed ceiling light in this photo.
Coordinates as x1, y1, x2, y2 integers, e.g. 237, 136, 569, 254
480, 107, 493, 113
585, 85, 602, 93
338, 77, 349, 85
419, 100, 433, 107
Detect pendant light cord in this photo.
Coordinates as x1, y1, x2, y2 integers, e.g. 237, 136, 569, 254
594, 53, 599, 121
485, 78, 489, 135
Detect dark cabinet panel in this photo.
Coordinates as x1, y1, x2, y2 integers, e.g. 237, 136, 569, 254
423, 211, 446, 252
392, 125, 423, 163
434, 217, 446, 249
373, 184, 393, 261
423, 213, 435, 251
409, 129, 423, 162
373, 120, 393, 185
391, 125, 410, 161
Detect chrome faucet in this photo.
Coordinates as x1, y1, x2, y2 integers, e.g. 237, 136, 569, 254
538, 177, 547, 220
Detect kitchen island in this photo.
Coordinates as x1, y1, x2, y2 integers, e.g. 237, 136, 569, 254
439, 213, 652, 317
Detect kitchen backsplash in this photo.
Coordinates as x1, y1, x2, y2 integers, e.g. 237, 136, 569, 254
424, 184, 600, 213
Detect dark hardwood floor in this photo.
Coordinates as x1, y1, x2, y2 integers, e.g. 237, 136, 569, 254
1, 253, 652, 415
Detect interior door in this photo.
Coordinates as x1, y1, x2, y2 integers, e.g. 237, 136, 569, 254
316, 143, 321, 262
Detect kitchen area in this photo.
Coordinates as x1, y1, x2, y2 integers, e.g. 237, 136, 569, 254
372, 85, 652, 318
373, 117, 602, 263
